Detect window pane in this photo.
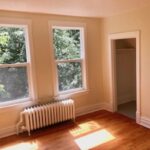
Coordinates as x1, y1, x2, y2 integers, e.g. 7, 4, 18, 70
53, 29, 81, 60
0, 67, 29, 103
57, 62, 82, 91
0, 27, 27, 64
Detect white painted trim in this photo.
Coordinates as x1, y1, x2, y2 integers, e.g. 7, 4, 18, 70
108, 31, 139, 39
49, 20, 86, 28
0, 102, 104, 138
101, 102, 113, 112
0, 102, 147, 139
24, 21, 38, 103
140, 116, 150, 129
108, 31, 141, 124
76, 103, 103, 117
136, 111, 141, 124
0, 125, 16, 139
48, 21, 88, 97
0, 18, 38, 107
75, 102, 113, 117
0, 17, 32, 26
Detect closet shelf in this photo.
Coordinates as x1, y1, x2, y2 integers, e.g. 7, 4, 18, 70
116, 48, 136, 54
116, 48, 136, 51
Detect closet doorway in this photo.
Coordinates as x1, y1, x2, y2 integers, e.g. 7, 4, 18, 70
109, 31, 141, 123
116, 38, 136, 119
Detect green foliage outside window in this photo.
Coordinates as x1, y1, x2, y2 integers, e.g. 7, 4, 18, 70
0, 27, 27, 64
57, 62, 82, 91
0, 27, 28, 102
53, 29, 81, 60
0, 27, 84, 102
53, 28, 83, 92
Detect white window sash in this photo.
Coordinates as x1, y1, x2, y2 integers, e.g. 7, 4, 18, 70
0, 22, 36, 106
0, 63, 28, 68
50, 23, 87, 95
56, 59, 82, 63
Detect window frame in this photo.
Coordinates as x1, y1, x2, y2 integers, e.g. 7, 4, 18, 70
0, 21, 37, 107
50, 22, 88, 96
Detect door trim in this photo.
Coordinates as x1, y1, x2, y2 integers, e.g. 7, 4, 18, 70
108, 31, 141, 124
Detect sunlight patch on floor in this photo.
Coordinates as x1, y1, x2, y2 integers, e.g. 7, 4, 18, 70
70, 121, 100, 137
75, 129, 115, 149
1, 142, 38, 150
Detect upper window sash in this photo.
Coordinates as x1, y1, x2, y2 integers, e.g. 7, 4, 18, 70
52, 27, 85, 60
0, 24, 31, 64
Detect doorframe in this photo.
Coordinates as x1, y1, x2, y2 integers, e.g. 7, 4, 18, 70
108, 31, 141, 124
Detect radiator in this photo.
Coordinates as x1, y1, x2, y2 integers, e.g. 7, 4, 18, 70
16, 99, 75, 136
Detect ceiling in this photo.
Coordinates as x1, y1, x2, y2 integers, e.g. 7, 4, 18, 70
0, 0, 150, 17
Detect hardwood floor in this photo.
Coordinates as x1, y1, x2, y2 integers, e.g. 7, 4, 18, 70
1, 110, 150, 150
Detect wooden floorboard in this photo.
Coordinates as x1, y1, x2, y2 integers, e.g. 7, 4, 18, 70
0, 110, 150, 150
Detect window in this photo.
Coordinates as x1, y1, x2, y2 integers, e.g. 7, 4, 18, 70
52, 26, 87, 94
0, 25, 33, 105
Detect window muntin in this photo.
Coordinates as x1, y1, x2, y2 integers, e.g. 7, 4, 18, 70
52, 27, 86, 94
0, 25, 30, 104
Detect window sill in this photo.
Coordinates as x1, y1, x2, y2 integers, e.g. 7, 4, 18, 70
56, 88, 89, 99
0, 98, 35, 113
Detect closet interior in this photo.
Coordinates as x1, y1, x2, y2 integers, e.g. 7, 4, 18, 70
115, 38, 136, 119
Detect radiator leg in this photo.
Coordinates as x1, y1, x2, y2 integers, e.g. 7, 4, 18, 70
28, 130, 31, 136
16, 112, 24, 135
16, 124, 20, 135
72, 118, 76, 123
16, 121, 22, 135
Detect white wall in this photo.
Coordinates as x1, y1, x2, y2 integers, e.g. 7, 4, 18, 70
0, 10, 104, 138
101, 6, 150, 128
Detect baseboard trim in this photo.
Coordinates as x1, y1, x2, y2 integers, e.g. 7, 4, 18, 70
1, 102, 112, 138
2, 102, 147, 139
1, 103, 105, 139
140, 116, 150, 129
101, 102, 113, 112
136, 111, 141, 124
76, 103, 103, 117
0, 125, 16, 139
75, 102, 113, 117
